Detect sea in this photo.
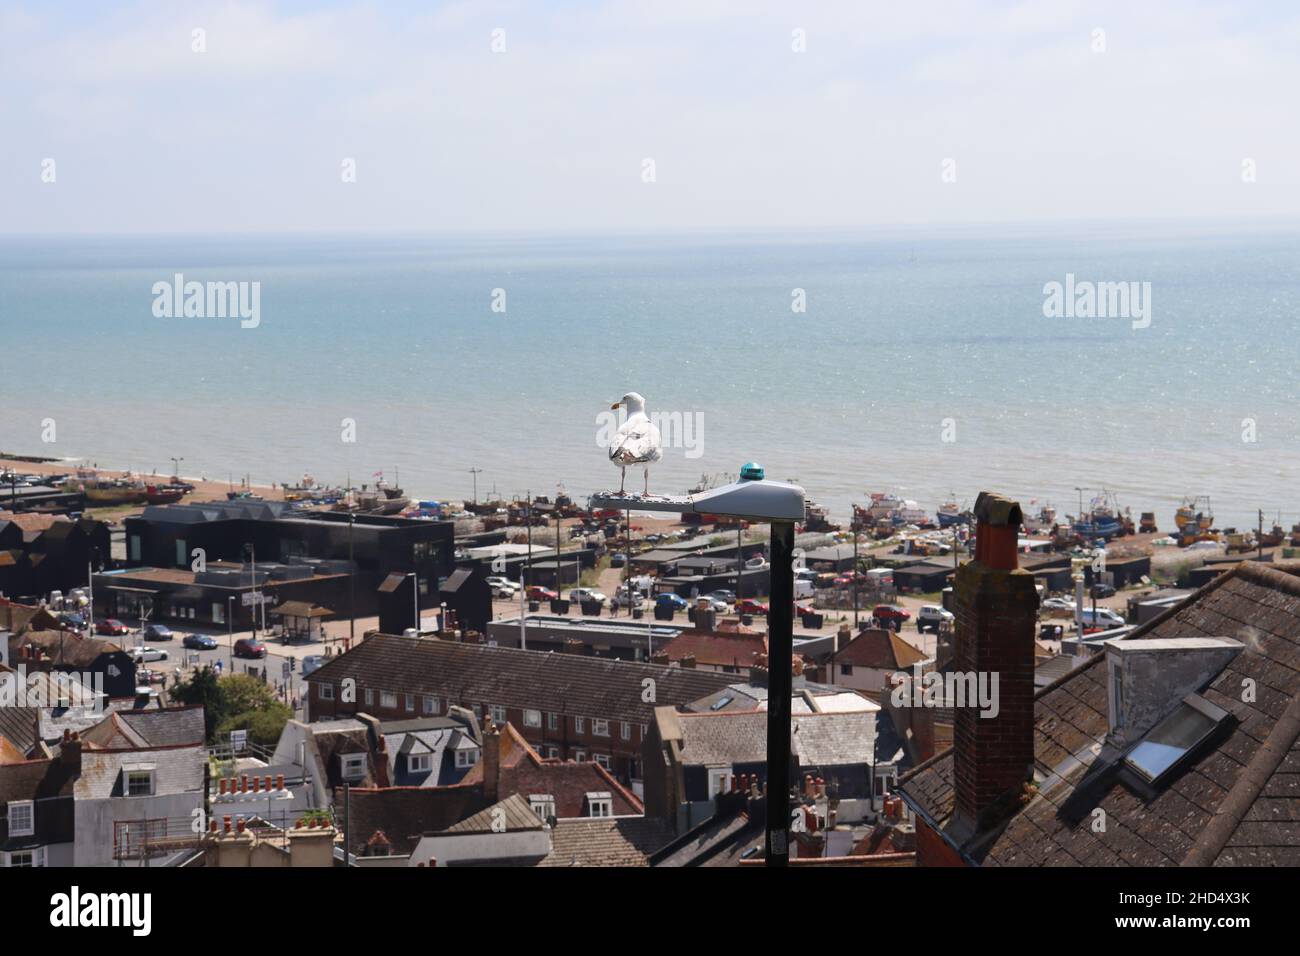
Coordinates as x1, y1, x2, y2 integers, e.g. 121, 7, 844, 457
2, 221, 1298, 532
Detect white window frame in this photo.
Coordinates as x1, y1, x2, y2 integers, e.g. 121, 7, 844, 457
574, 749, 586, 762
547, 712, 559, 731
319, 683, 334, 700
592, 718, 610, 737
594, 753, 611, 770
2, 847, 44, 867
528, 794, 556, 820
380, 690, 397, 709
341, 754, 367, 781
491, 704, 507, 723
587, 794, 613, 817
408, 753, 433, 774
423, 695, 439, 715
125, 770, 155, 797
365, 688, 374, 706
405, 693, 415, 712
6, 800, 34, 837
574, 716, 585, 734
523, 709, 542, 728
455, 748, 479, 769
621, 721, 632, 740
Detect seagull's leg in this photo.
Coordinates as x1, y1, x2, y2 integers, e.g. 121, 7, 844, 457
643, 468, 650, 496
620, 467, 626, 494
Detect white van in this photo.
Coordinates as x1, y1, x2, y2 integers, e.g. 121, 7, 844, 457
793, 579, 814, 599
1079, 607, 1125, 629
866, 567, 894, 588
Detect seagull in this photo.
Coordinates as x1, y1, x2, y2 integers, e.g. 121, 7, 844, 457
608, 391, 662, 495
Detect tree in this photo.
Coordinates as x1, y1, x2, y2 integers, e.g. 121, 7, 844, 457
168, 668, 291, 745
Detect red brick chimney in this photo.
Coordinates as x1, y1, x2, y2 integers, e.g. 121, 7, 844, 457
952, 491, 1038, 837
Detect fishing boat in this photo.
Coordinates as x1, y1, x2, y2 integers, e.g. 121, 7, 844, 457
62, 469, 148, 505
145, 484, 186, 505
936, 494, 968, 527
1174, 495, 1213, 533
1073, 489, 1124, 540
802, 499, 840, 533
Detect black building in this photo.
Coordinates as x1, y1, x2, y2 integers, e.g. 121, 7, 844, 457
123, 501, 455, 616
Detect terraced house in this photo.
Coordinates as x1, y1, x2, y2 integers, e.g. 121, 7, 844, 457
304, 632, 734, 794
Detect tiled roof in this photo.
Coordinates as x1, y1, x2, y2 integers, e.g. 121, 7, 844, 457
80, 707, 205, 749
8, 630, 124, 667
898, 561, 1300, 867
539, 816, 675, 866
0, 697, 40, 756
308, 633, 734, 723
836, 628, 929, 670
659, 628, 766, 669
341, 785, 486, 856
460, 722, 644, 817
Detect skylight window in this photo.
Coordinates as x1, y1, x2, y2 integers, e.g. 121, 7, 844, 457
1123, 694, 1230, 786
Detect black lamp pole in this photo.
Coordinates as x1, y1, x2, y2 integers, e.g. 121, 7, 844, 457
766, 519, 795, 867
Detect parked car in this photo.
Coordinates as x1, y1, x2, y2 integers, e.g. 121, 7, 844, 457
696, 594, 731, 612
301, 655, 327, 677
234, 637, 268, 659
95, 618, 130, 637
1090, 583, 1117, 599
486, 576, 520, 598
611, 590, 645, 611
182, 633, 218, 650
526, 586, 559, 602
143, 623, 174, 641
569, 588, 609, 605
705, 590, 736, 606
57, 612, 87, 631
138, 667, 166, 685
916, 605, 954, 632
130, 646, 169, 663
1041, 596, 1076, 612
655, 593, 689, 611
734, 599, 770, 616
1079, 607, 1126, 629
610, 553, 627, 567
872, 604, 911, 623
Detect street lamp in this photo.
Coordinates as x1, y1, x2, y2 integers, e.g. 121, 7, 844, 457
228, 596, 236, 672
591, 463, 805, 868
170, 457, 183, 479
469, 468, 483, 506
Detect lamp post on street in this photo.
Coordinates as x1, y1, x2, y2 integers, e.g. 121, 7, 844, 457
591, 463, 804, 867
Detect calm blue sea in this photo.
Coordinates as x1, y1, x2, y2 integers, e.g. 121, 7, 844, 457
2, 223, 1298, 531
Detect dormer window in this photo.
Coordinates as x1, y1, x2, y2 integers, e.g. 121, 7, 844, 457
6, 800, 34, 837
529, 794, 556, 821
124, 766, 155, 797
408, 753, 432, 774
341, 754, 367, 781
455, 747, 479, 769
585, 792, 612, 817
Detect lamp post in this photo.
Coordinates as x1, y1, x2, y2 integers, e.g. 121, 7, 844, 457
170, 457, 183, 479
227, 596, 235, 672
347, 512, 355, 652
469, 468, 482, 506
591, 462, 804, 867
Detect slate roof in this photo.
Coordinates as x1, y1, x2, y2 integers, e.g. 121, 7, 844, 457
9, 629, 125, 667
79, 707, 205, 750
445, 793, 543, 834
73, 745, 206, 799
0, 758, 76, 849
539, 816, 675, 866
898, 561, 1300, 867
308, 632, 734, 723
672, 709, 878, 768
0, 698, 40, 756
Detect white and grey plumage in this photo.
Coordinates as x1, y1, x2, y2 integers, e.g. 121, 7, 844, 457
608, 391, 662, 494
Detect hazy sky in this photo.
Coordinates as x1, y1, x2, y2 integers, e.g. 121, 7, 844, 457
3, 0, 1298, 234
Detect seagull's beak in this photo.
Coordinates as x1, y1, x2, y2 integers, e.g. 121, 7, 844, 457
610, 401, 622, 410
